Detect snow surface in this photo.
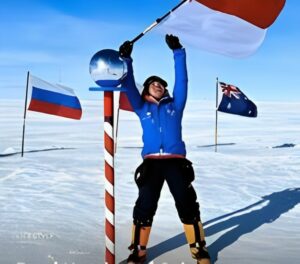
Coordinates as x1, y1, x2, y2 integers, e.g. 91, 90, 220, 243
0, 99, 299, 264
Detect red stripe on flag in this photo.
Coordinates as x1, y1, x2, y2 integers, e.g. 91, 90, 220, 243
196, 0, 285, 29
28, 99, 82, 120
119, 92, 134, 112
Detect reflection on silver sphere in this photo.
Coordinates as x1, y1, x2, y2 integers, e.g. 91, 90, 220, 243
89, 49, 127, 87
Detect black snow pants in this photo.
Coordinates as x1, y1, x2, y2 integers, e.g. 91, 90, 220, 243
133, 158, 200, 226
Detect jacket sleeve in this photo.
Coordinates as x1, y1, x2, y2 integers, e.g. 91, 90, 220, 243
121, 57, 144, 113
172, 48, 188, 111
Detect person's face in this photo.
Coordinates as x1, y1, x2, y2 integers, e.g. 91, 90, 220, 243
148, 81, 165, 99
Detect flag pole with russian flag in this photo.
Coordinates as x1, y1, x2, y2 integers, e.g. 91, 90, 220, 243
21, 73, 82, 157
28, 75, 82, 120
21, 71, 30, 157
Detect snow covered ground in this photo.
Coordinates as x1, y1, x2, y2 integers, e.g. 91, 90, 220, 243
0, 99, 299, 264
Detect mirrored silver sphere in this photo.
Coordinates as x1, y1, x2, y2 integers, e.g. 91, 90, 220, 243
89, 49, 127, 87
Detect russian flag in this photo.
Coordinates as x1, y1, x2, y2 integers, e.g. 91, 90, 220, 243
28, 75, 82, 120
157, 0, 285, 58
119, 92, 134, 112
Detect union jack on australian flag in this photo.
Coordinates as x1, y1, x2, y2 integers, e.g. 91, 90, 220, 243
217, 82, 257, 117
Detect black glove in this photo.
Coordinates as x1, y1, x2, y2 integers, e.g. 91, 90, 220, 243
165, 34, 182, 50
119, 40, 133, 58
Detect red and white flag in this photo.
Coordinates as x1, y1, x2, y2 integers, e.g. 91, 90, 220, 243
157, 0, 285, 58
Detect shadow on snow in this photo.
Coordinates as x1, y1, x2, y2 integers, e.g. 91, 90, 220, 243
198, 143, 236, 148
119, 188, 300, 263
0, 147, 75, 157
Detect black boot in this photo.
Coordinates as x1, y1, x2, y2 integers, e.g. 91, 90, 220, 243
127, 247, 147, 264
190, 242, 211, 264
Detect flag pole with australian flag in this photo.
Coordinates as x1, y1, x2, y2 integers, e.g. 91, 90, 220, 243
215, 79, 258, 151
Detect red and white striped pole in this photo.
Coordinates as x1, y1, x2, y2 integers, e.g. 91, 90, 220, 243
103, 91, 115, 264
89, 48, 125, 264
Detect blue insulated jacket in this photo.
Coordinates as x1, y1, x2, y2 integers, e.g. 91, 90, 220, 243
122, 49, 188, 158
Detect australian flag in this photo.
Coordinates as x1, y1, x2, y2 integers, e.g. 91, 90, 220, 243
217, 82, 257, 118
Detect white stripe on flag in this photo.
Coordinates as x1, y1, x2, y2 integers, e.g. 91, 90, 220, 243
157, 0, 266, 58
29, 74, 76, 96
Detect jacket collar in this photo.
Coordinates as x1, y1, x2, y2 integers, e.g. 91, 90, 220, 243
144, 91, 172, 105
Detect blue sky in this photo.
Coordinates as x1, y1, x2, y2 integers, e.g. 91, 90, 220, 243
0, 0, 299, 101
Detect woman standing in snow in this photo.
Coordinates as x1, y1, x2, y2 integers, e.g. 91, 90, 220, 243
119, 35, 211, 264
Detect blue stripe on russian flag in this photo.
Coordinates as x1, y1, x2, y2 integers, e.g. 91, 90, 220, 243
31, 87, 81, 110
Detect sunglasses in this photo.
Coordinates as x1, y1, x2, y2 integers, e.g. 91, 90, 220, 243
150, 82, 165, 89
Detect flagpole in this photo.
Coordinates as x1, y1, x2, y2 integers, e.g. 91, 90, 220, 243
112, 92, 120, 154
114, 105, 120, 154
215, 77, 219, 153
21, 71, 30, 157
130, 0, 189, 44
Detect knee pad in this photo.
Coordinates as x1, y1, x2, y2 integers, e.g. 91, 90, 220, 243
178, 203, 200, 224
133, 218, 153, 227
180, 216, 200, 224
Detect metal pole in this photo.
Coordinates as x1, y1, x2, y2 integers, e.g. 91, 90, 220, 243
215, 77, 219, 153
103, 91, 115, 264
114, 106, 120, 154
130, 0, 189, 44
21, 71, 30, 157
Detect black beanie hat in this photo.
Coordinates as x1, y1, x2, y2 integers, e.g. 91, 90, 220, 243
143, 75, 168, 89
142, 76, 168, 97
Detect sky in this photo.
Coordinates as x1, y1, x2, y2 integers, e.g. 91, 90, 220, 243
0, 0, 299, 101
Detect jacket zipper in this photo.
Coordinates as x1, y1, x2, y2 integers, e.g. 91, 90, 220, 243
157, 98, 167, 154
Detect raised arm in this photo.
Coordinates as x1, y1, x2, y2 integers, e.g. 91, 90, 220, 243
165, 35, 188, 111
173, 48, 188, 110
119, 41, 144, 112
